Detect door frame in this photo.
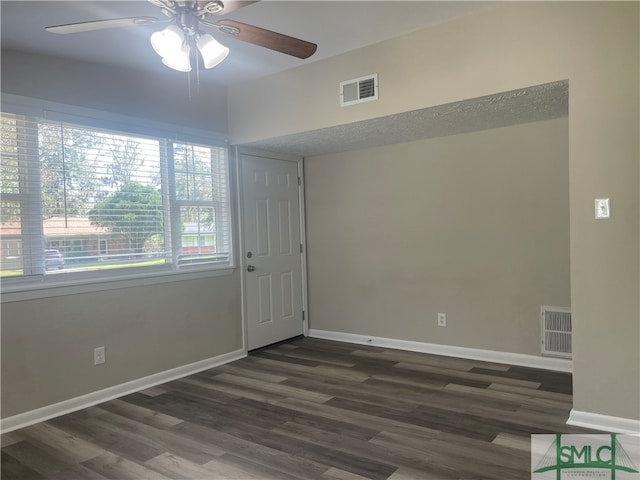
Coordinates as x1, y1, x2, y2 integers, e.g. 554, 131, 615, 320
234, 146, 309, 353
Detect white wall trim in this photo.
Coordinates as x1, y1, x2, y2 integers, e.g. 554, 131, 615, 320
0, 348, 245, 434
298, 158, 310, 338
568, 409, 640, 435
1, 267, 235, 304
308, 329, 572, 372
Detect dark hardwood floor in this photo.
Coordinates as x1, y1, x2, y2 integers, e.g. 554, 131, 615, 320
2, 337, 593, 479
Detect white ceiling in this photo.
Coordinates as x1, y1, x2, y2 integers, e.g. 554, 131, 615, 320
0, 1, 492, 87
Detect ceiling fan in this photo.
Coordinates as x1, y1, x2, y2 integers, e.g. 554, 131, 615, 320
45, 0, 318, 72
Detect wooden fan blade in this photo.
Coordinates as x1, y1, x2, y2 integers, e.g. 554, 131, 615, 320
198, 1, 259, 15
214, 19, 317, 59
45, 17, 158, 34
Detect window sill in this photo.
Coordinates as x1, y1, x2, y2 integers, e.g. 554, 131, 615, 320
0, 266, 236, 303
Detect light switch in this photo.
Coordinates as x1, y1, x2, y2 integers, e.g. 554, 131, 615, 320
595, 198, 610, 219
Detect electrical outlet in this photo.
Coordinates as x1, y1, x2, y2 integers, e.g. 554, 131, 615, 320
437, 313, 447, 327
94, 346, 105, 365
595, 198, 610, 219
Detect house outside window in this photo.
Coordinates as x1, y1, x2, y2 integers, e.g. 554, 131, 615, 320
0, 110, 232, 285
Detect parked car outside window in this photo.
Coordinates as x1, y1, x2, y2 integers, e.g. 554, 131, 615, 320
45, 249, 65, 270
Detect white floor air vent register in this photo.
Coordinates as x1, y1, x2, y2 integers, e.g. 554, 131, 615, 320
541, 306, 572, 358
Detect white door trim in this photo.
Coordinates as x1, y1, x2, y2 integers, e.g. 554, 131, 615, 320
298, 157, 309, 338
234, 147, 308, 353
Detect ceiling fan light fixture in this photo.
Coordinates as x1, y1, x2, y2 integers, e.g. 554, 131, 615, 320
196, 33, 229, 69
150, 25, 184, 58
151, 25, 191, 72
161, 44, 191, 72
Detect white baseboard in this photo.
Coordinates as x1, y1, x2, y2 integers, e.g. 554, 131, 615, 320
1, 348, 246, 434
308, 329, 572, 372
568, 409, 640, 435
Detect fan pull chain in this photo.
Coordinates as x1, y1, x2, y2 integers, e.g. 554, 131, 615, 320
187, 67, 192, 100
196, 49, 201, 90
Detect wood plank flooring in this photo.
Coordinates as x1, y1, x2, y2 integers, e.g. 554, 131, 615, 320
1, 337, 594, 480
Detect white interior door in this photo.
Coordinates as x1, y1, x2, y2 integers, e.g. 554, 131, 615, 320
240, 154, 304, 350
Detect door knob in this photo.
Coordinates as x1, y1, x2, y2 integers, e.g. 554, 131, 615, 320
247, 265, 256, 272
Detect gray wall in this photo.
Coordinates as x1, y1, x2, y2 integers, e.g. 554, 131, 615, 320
305, 118, 570, 354
1, 274, 242, 417
229, 2, 639, 421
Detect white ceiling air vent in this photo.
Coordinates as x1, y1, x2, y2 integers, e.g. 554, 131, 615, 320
340, 73, 378, 107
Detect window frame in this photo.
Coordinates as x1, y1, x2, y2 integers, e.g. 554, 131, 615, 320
1, 94, 236, 303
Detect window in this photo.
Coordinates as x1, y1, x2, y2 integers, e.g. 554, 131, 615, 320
0, 111, 232, 286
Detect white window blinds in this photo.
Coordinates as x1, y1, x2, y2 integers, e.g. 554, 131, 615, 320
0, 112, 232, 281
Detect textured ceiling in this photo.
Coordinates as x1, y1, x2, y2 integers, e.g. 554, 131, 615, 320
241, 80, 569, 157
